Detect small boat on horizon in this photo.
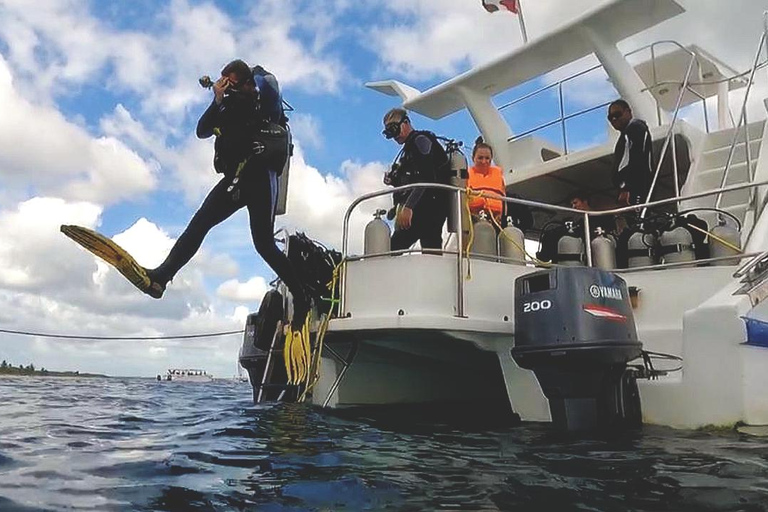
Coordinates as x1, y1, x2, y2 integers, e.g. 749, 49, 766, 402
163, 368, 214, 382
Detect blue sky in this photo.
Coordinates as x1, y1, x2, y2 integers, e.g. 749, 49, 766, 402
0, 0, 765, 378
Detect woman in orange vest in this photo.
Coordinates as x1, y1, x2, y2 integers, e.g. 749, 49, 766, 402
468, 137, 506, 224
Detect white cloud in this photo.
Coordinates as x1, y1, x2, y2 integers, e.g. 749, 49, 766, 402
287, 113, 324, 150
216, 276, 269, 302
0, 57, 157, 204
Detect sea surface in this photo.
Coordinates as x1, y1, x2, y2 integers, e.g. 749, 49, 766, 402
1, 377, 768, 511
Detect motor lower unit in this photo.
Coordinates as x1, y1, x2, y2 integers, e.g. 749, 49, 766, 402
512, 267, 643, 432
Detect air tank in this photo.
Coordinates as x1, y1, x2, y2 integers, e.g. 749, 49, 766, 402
709, 216, 741, 265
275, 130, 293, 216
627, 230, 656, 268
472, 211, 497, 259
499, 216, 525, 264
557, 222, 583, 266
364, 209, 391, 255
659, 224, 695, 264
591, 227, 616, 270
446, 142, 469, 234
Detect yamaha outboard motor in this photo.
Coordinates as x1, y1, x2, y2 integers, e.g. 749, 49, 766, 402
512, 267, 643, 432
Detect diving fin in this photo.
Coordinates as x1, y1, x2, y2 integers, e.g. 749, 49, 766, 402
60, 225, 153, 296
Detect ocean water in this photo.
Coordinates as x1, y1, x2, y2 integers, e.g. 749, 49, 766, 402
1, 377, 767, 511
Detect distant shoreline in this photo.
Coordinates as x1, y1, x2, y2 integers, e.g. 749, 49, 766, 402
0, 368, 107, 378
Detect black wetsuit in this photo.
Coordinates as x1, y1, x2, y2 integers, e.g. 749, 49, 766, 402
150, 68, 305, 302
389, 131, 449, 251
612, 118, 653, 205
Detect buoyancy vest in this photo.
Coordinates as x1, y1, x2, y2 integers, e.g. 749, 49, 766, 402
390, 130, 450, 206
468, 165, 505, 218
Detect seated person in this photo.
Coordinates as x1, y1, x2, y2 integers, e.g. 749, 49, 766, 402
570, 192, 616, 236
467, 137, 506, 224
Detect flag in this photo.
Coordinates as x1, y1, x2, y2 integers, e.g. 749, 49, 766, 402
482, 0, 519, 14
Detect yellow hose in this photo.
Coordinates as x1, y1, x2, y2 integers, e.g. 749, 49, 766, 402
685, 223, 743, 254
488, 212, 550, 266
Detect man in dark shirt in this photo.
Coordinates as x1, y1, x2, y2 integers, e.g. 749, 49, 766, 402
570, 192, 616, 235
382, 108, 449, 251
146, 59, 310, 328
609, 99, 653, 206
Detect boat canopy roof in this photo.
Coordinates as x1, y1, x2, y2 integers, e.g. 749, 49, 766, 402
367, 0, 684, 120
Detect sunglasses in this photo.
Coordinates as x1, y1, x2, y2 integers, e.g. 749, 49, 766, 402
382, 116, 409, 139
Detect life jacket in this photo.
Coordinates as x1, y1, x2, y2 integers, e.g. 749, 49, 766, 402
468, 165, 505, 219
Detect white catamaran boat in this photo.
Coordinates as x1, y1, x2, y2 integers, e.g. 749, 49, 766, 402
165, 368, 214, 382
240, 0, 768, 430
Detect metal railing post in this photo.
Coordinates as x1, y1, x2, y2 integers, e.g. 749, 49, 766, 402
583, 213, 593, 267
454, 188, 466, 318
716, 29, 767, 209
558, 82, 567, 154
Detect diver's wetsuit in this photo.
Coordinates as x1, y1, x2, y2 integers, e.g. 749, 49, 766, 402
389, 131, 449, 251
149, 68, 306, 308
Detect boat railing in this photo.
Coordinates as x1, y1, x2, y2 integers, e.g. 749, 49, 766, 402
501, 40, 710, 156
715, 13, 768, 219
340, 178, 768, 318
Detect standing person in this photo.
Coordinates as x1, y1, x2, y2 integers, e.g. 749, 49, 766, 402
145, 59, 311, 328
467, 137, 506, 224
608, 99, 653, 207
570, 192, 616, 235
382, 108, 449, 251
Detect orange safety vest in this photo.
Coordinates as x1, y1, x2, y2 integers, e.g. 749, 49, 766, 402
468, 165, 505, 219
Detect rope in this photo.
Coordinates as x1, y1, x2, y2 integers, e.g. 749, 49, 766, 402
0, 328, 243, 341
488, 213, 550, 266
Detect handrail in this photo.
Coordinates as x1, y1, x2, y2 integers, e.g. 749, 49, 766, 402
339, 177, 768, 318
733, 249, 768, 279
715, 28, 768, 210
641, 46, 698, 217
503, 40, 710, 156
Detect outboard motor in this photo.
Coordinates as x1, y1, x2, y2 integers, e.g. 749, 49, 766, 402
499, 216, 525, 264
472, 211, 497, 258
591, 227, 616, 270
626, 229, 656, 268
364, 209, 391, 255
446, 140, 469, 234
557, 221, 583, 266
659, 218, 695, 264
710, 214, 741, 265
512, 267, 643, 432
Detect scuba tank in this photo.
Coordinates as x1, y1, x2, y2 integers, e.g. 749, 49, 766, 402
364, 209, 391, 255
709, 214, 741, 265
557, 221, 584, 266
499, 216, 525, 264
627, 229, 656, 268
446, 140, 469, 234
472, 211, 497, 258
658, 218, 695, 264
591, 227, 616, 270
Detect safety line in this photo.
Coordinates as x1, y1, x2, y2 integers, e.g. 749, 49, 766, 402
0, 328, 244, 341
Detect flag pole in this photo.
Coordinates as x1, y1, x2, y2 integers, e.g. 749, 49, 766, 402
517, 0, 528, 44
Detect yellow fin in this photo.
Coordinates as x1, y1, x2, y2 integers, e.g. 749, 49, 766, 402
61, 225, 151, 292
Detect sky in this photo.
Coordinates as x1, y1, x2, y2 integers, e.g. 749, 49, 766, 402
0, 0, 766, 378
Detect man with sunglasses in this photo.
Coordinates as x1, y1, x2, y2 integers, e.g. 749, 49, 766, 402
144, 59, 312, 329
608, 99, 653, 207
382, 108, 449, 251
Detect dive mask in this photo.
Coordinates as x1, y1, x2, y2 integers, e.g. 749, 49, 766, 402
382, 116, 408, 139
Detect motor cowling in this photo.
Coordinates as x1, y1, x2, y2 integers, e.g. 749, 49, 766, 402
627, 230, 656, 268
512, 267, 643, 432
364, 209, 391, 255
472, 211, 497, 258
499, 216, 525, 264
591, 227, 616, 270
709, 215, 741, 265
557, 222, 584, 266
659, 221, 695, 264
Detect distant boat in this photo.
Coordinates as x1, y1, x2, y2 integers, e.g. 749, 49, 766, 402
164, 368, 213, 382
